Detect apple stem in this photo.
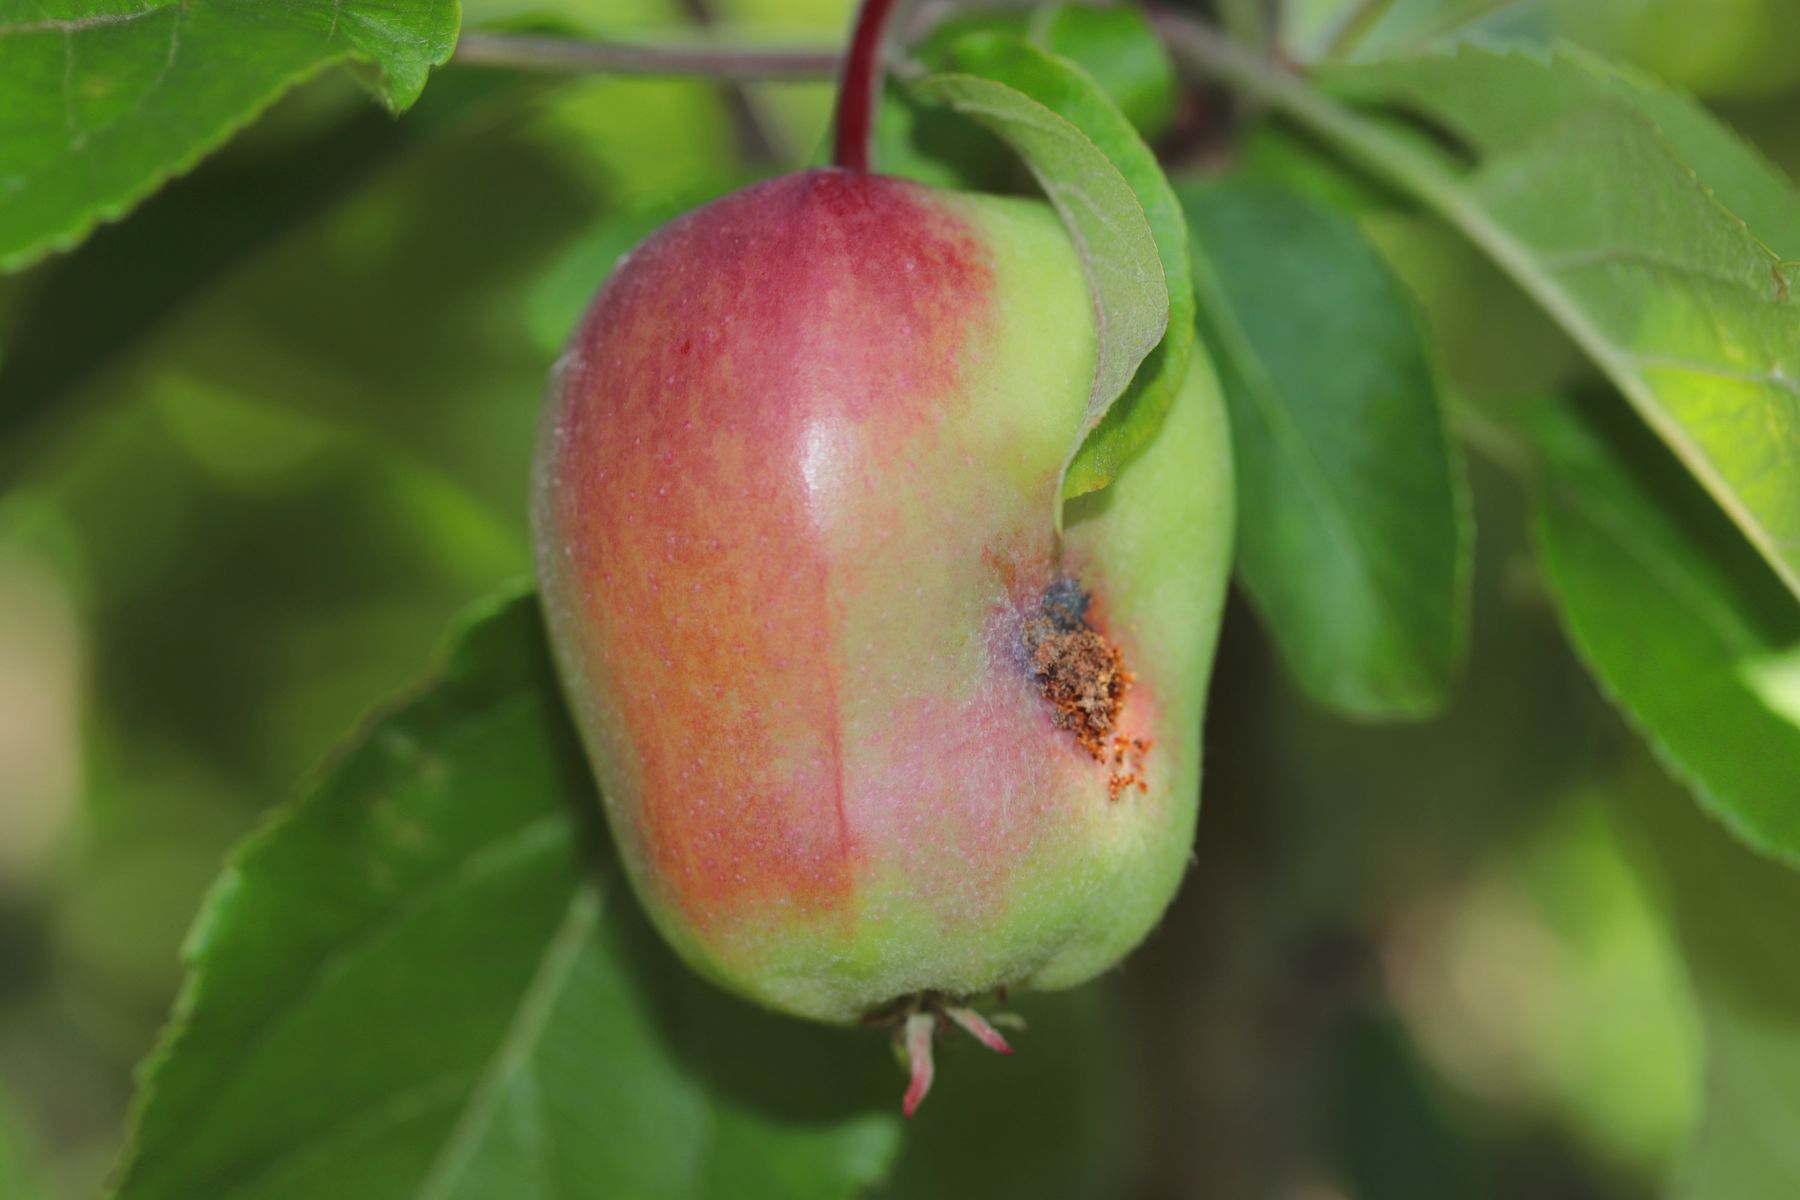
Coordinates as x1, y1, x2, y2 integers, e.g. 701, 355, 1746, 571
831, 0, 904, 171
901, 1012, 937, 1117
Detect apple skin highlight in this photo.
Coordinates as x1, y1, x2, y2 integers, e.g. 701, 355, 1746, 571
534, 168, 1234, 1024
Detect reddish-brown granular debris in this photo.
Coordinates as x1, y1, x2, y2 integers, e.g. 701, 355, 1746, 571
1023, 578, 1155, 800
1025, 617, 1132, 763
1105, 735, 1153, 802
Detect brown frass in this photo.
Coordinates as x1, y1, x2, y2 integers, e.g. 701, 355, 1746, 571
1023, 578, 1132, 763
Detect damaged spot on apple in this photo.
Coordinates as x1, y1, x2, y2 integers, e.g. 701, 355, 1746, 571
1023, 578, 1133, 764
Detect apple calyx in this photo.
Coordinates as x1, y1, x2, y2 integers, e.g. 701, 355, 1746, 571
864, 992, 1025, 1116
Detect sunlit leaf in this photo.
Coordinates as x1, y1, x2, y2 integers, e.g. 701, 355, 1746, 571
1531, 396, 1800, 864
1176, 31, 1800, 599
1320, 43, 1800, 599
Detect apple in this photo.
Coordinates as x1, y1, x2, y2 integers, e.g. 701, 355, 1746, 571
533, 166, 1232, 1109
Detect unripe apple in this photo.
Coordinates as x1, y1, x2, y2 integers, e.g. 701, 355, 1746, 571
533, 166, 1232, 1104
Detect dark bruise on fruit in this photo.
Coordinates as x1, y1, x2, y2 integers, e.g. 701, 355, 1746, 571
1024, 578, 1134, 770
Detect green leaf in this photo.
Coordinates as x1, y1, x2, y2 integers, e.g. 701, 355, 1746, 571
1530, 395, 1800, 865
1624, 758, 1800, 1198
0, 0, 460, 272
1174, 31, 1800, 599
870, 83, 1014, 192
913, 33, 1192, 509
113, 592, 902, 1200
1325, 43, 1800, 600
1180, 176, 1468, 720
877, 5, 1176, 195
913, 5, 1178, 139
1028, 4, 1178, 140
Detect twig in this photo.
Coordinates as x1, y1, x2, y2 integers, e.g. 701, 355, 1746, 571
450, 32, 839, 81
670, 0, 785, 167
1215, 0, 1270, 54
1150, 13, 1446, 197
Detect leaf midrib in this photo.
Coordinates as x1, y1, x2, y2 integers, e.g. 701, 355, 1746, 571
1421, 114, 1798, 594
413, 881, 605, 1200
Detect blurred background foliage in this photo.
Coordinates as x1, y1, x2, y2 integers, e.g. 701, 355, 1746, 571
2, 0, 1798, 1196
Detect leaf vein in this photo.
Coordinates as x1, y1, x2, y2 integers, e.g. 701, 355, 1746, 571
0, 5, 165, 36
413, 882, 605, 1200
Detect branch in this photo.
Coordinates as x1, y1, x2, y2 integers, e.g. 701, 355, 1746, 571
1149, 14, 1461, 214
669, 0, 786, 167
450, 32, 840, 81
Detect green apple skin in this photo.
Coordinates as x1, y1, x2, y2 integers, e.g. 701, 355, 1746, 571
534, 167, 1233, 1024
